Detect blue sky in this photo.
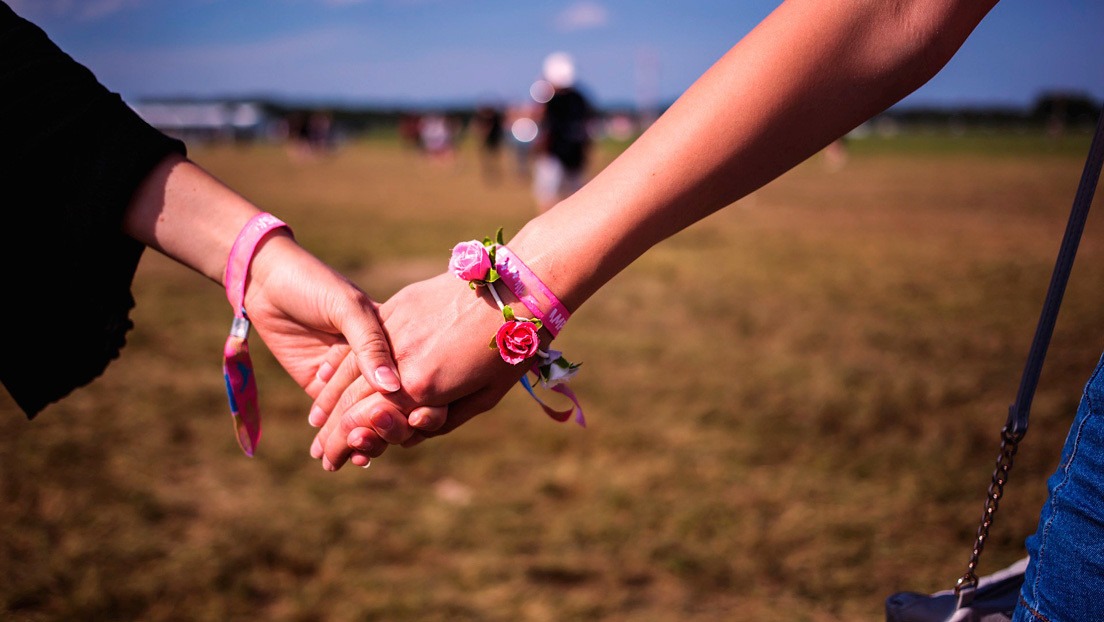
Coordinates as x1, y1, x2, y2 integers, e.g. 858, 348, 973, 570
9, 0, 1103, 110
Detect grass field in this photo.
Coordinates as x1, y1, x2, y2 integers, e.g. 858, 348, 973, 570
3, 130, 1103, 621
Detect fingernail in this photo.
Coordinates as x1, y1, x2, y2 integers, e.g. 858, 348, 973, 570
350, 431, 370, 449
362, 462, 371, 469
310, 437, 323, 459
409, 412, 426, 427
316, 361, 335, 382
374, 411, 394, 431
308, 406, 326, 427
374, 366, 401, 392
322, 457, 335, 471
350, 453, 370, 468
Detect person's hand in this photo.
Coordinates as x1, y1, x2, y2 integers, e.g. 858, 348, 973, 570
120, 154, 404, 421
241, 231, 403, 405
309, 272, 540, 470
305, 371, 443, 469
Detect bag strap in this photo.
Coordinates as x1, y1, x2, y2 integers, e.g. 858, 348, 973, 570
955, 106, 1104, 606
1007, 108, 1104, 436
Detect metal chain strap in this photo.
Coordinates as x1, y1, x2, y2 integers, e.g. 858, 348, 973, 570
954, 426, 1025, 597
947, 108, 1101, 609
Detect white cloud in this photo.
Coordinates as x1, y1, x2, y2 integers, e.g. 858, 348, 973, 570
79, 26, 356, 95
554, 1, 609, 32
8, 0, 145, 20
309, 0, 443, 7
81, 0, 145, 19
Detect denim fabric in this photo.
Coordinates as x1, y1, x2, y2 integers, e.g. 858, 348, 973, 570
1014, 354, 1104, 621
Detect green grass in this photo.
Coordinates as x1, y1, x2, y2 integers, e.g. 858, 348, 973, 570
2, 133, 1102, 621
846, 126, 1098, 157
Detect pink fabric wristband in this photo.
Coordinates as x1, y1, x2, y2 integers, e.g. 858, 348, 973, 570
224, 212, 290, 314
222, 212, 291, 457
448, 230, 584, 427
494, 245, 571, 337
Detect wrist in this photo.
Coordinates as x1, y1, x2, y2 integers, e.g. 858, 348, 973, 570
447, 229, 586, 426
507, 199, 607, 313
241, 228, 300, 311
218, 215, 292, 459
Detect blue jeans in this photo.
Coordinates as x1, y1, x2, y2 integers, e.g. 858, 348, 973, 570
1014, 354, 1104, 621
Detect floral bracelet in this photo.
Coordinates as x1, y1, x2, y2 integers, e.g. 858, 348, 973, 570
449, 228, 585, 426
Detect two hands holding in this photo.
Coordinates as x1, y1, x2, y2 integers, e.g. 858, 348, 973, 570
124, 154, 565, 472
241, 225, 569, 472
137, 0, 997, 471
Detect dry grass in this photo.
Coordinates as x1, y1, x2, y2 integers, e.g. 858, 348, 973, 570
3, 131, 1102, 621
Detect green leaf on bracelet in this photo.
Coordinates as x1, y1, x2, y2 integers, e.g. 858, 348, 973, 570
553, 357, 576, 369
502, 305, 516, 321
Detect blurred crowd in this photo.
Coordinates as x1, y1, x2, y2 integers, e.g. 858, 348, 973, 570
133, 51, 657, 212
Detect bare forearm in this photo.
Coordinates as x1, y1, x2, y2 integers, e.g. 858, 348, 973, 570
510, 0, 997, 310
122, 152, 405, 404
122, 153, 263, 285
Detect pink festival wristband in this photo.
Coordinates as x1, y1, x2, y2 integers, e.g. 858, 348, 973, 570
494, 245, 571, 337
222, 212, 291, 457
449, 230, 585, 427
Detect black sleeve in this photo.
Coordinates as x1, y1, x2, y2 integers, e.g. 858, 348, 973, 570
0, 2, 187, 417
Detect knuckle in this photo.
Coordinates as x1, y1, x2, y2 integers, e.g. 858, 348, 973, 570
334, 286, 370, 311
355, 331, 392, 358
334, 388, 358, 415
399, 372, 442, 404
339, 410, 368, 433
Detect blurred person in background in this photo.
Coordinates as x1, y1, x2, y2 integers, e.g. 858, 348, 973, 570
505, 102, 541, 181
472, 102, 506, 183
399, 112, 424, 150
312, 1, 1104, 619
418, 112, 458, 164
530, 52, 595, 212
287, 110, 335, 161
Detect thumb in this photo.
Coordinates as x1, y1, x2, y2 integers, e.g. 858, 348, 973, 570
334, 290, 402, 394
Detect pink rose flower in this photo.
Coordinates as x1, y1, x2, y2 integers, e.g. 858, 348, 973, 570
449, 240, 491, 282
495, 320, 539, 365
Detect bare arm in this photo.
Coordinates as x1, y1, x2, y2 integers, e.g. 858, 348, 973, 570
316, 0, 1001, 467
123, 153, 269, 286
122, 153, 402, 399
509, 0, 998, 310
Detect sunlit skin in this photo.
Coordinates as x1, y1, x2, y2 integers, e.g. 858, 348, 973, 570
121, 153, 406, 458
309, 0, 1001, 470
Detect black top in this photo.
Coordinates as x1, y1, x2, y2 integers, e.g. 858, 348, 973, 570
541, 87, 593, 171
0, 2, 186, 417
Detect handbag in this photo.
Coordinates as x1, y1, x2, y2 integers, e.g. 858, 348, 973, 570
885, 557, 1027, 622
884, 106, 1104, 622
